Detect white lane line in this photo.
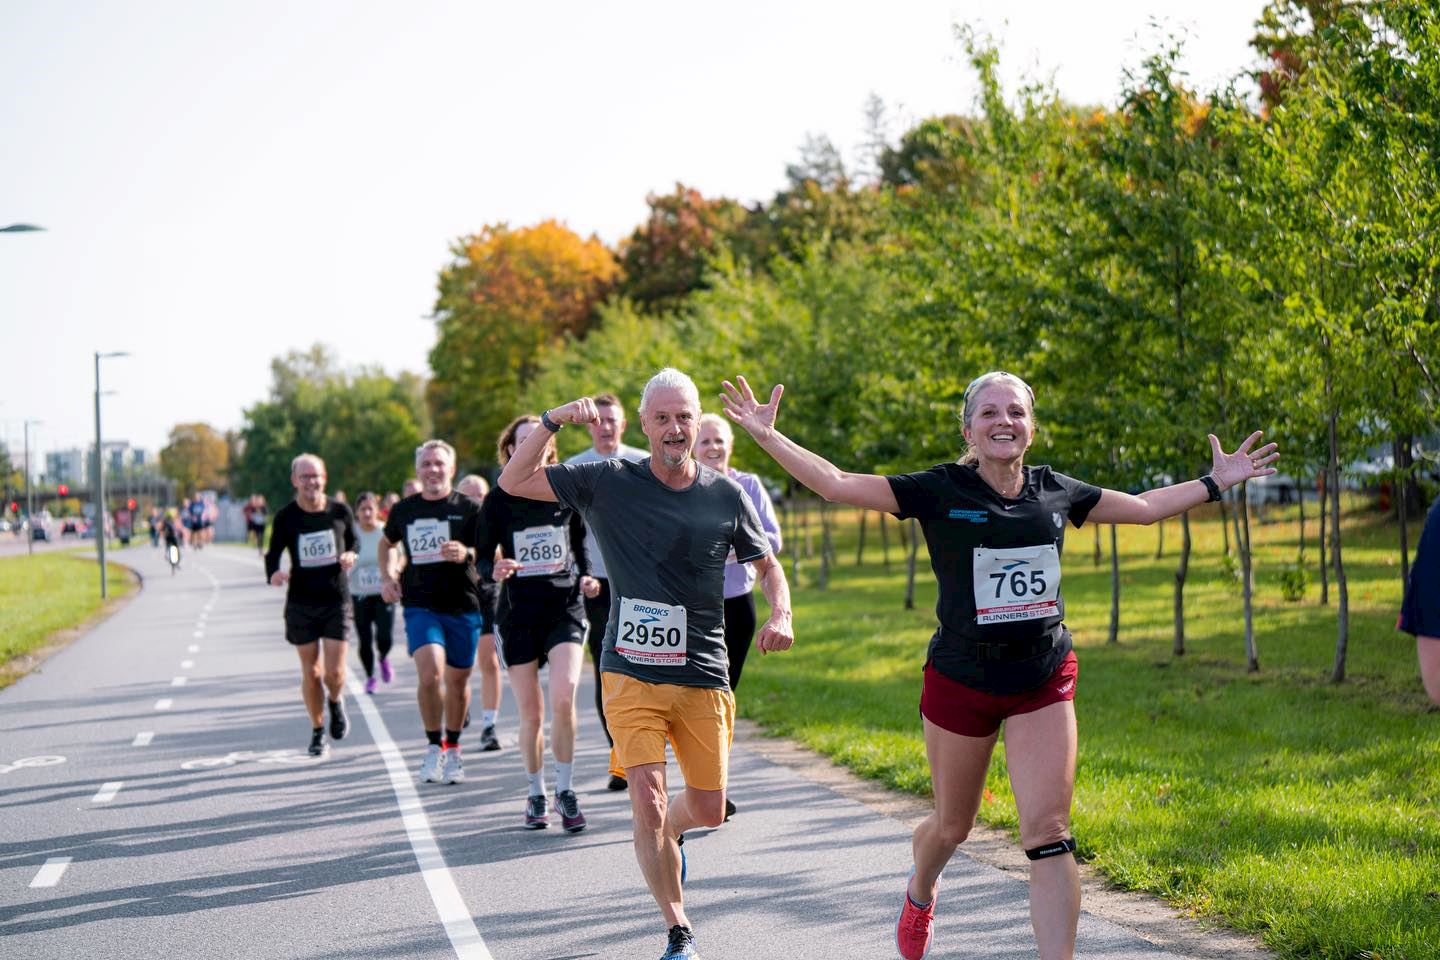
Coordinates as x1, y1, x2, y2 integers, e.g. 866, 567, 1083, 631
155, 699, 173, 711
29, 858, 72, 888
348, 678, 494, 960
187, 644, 200, 653
133, 732, 154, 747
171, 677, 187, 687
180, 660, 194, 669
92, 781, 123, 803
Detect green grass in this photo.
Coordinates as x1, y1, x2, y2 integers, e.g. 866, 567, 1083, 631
0, 548, 137, 688
743, 501, 1439, 960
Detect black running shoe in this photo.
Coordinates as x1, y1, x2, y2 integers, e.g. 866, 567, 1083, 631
724, 797, 736, 821
660, 924, 699, 959
328, 698, 349, 741
308, 728, 326, 757
524, 793, 549, 830
607, 773, 628, 791
479, 724, 501, 752
554, 789, 587, 833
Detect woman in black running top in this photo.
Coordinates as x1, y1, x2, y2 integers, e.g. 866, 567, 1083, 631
477, 415, 595, 833
723, 371, 1278, 960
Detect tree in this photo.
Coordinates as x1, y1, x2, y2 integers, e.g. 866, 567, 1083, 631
616, 184, 752, 312
160, 423, 230, 495
429, 221, 619, 463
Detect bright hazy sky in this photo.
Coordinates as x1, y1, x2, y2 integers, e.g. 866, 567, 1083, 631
1, 1, 1269, 472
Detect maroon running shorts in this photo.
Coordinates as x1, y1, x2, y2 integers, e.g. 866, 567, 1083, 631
920, 651, 1078, 738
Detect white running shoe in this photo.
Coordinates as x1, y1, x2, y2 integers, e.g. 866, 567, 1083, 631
442, 745, 464, 784
418, 743, 444, 783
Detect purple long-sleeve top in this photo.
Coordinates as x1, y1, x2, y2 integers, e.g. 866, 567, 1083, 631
725, 468, 783, 599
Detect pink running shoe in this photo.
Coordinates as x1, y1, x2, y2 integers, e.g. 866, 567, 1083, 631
895, 873, 936, 960
379, 657, 394, 684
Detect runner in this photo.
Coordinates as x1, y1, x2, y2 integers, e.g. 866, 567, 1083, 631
563, 392, 649, 791
695, 413, 783, 820
244, 494, 268, 555
720, 371, 1278, 960
481, 416, 594, 832
264, 453, 359, 758
161, 509, 183, 572
350, 492, 395, 695
1400, 490, 1440, 705
379, 440, 484, 785
457, 473, 505, 752
187, 494, 209, 549
500, 368, 795, 960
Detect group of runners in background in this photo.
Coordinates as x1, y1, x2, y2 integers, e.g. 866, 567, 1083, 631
245, 365, 1284, 960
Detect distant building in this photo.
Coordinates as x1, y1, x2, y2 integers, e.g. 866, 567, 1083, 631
45, 442, 150, 487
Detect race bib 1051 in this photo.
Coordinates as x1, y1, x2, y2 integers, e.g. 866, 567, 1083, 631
297, 529, 338, 568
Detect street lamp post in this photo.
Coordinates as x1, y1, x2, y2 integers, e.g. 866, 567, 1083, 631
23, 419, 42, 556
94, 351, 129, 599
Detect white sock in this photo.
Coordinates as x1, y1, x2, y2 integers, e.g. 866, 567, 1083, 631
554, 761, 573, 794
482, 710, 498, 727
527, 769, 546, 797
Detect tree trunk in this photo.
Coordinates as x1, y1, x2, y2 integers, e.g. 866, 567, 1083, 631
1297, 474, 1306, 559
1239, 487, 1258, 672
1396, 435, 1410, 587
1329, 405, 1350, 683
818, 500, 834, 589
1318, 471, 1330, 604
1108, 525, 1120, 645
904, 519, 919, 610
1155, 517, 1165, 559
856, 510, 867, 566
1093, 523, 1102, 567
790, 497, 805, 585
880, 512, 890, 569
1173, 511, 1191, 656
1219, 497, 1231, 556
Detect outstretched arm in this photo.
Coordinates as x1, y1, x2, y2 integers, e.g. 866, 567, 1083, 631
497, 399, 597, 502
721, 375, 899, 514
1086, 431, 1280, 526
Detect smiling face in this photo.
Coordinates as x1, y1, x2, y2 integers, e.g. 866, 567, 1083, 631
291, 456, 327, 506
416, 446, 455, 499
696, 416, 732, 473
640, 385, 700, 469
962, 381, 1035, 465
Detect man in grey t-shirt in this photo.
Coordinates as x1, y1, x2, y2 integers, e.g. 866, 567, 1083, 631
563, 392, 648, 790
500, 368, 794, 960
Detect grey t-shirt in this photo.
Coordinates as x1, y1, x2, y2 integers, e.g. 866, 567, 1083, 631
546, 457, 771, 689
564, 443, 648, 580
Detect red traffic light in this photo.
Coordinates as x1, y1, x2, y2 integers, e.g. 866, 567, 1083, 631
8, 501, 16, 514
126, 499, 137, 510
57, 484, 69, 496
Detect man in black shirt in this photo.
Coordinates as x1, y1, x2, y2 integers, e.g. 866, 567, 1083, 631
264, 453, 358, 757
380, 440, 484, 785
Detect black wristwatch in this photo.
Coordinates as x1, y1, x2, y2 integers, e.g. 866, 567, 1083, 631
540, 410, 562, 433
1199, 475, 1222, 502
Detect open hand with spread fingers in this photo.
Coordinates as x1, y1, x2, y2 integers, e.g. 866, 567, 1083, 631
721, 375, 784, 441
1209, 431, 1280, 492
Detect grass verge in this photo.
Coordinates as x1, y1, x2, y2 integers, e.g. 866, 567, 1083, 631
0, 548, 138, 689
742, 502, 1439, 960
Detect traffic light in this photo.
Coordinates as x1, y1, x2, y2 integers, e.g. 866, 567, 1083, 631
126, 499, 137, 510
8, 501, 16, 514
57, 483, 69, 496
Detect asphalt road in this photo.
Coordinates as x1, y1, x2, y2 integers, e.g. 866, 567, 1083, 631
2, 543, 1220, 959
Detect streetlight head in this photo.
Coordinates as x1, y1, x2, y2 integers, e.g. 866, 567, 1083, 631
1, 223, 46, 233
97, 350, 131, 359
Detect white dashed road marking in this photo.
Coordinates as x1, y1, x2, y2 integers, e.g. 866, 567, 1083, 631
133, 732, 154, 747
30, 858, 71, 888
92, 782, 123, 803
155, 699, 173, 711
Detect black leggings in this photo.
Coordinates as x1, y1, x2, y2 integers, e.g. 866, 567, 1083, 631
352, 594, 395, 678
723, 592, 758, 692
583, 579, 613, 746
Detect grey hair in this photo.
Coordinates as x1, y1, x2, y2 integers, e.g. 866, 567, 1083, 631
290, 452, 325, 476
639, 367, 701, 417
414, 439, 456, 470
958, 371, 1036, 466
